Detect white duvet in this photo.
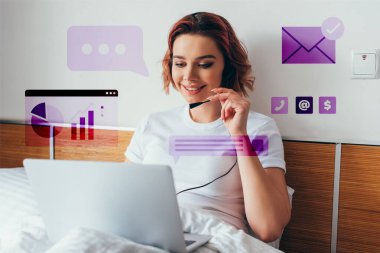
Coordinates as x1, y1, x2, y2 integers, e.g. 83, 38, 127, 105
0, 168, 282, 253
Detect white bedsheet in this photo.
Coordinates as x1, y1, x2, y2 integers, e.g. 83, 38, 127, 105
0, 168, 282, 253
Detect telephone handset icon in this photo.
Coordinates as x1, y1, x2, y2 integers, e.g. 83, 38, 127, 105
271, 97, 288, 114
274, 99, 286, 111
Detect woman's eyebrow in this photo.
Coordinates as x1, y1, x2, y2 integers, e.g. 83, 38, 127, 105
172, 55, 216, 60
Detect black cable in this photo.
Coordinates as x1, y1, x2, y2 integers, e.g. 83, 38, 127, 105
179, 101, 241, 195
176, 157, 238, 195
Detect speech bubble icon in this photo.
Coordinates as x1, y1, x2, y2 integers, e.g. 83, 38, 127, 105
67, 26, 149, 76
169, 135, 268, 163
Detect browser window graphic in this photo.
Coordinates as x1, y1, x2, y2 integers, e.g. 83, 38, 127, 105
25, 90, 118, 147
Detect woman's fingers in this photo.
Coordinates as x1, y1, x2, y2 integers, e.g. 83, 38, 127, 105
221, 98, 229, 120
225, 100, 234, 119
207, 94, 231, 120
207, 89, 240, 120
212, 87, 234, 94
207, 87, 248, 121
221, 100, 235, 121
207, 93, 229, 102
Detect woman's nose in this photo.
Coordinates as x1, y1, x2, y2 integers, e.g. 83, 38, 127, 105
183, 65, 198, 82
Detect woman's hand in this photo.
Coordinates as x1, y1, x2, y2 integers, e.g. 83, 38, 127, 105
207, 87, 250, 136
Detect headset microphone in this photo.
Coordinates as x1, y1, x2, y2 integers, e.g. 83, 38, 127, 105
189, 99, 211, 109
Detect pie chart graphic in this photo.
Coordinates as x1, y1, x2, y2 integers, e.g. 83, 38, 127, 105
31, 102, 64, 138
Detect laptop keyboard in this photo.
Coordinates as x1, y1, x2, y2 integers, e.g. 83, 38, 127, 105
185, 240, 196, 246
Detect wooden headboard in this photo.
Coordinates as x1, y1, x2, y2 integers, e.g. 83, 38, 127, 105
1, 122, 379, 252
0, 123, 50, 167
0, 123, 134, 166
54, 126, 134, 162
281, 142, 335, 252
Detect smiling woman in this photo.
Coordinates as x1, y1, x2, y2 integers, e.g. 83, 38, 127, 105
125, 12, 292, 247
162, 12, 254, 95
171, 34, 224, 100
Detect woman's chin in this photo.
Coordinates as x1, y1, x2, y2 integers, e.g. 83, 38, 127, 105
182, 94, 205, 104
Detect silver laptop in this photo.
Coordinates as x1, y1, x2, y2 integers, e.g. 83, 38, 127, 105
23, 159, 211, 253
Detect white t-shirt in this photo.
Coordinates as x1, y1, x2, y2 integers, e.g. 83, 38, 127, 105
125, 105, 286, 231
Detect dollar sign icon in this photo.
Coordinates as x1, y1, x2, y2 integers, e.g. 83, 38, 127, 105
324, 100, 331, 111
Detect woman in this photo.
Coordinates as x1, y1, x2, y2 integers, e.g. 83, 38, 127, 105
125, 12, 291, 244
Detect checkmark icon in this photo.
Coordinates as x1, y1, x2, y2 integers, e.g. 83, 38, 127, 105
326, 23, 341, 34
321, 17, 344, 40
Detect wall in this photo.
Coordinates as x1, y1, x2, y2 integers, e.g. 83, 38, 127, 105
1, 0, 380, 144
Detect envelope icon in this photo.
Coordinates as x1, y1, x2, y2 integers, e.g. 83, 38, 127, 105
282, 27, 335, 64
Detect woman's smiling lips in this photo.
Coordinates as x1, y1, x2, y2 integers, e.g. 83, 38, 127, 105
182, 85, 207, 95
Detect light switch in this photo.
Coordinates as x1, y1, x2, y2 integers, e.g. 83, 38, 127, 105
352, 50, 378, 79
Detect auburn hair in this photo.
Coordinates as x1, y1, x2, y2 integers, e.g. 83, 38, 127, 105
162, 12, 254, 97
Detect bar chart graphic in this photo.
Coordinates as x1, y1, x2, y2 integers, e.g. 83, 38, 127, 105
71, 110, 95, 140
25, 90, 118, 147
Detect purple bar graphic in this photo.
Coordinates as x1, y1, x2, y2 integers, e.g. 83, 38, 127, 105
169, 135, 269, 162
71, 123, 77, 140
80, 117, 85, 140
88, 111, 94, 126
88, 110, 94, 140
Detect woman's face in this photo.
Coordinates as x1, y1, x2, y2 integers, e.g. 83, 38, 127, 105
171, 34, 225, 103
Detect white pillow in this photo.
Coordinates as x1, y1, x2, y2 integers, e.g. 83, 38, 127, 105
0, 168, 41, 234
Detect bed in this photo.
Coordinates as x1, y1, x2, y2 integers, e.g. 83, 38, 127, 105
0, 123, 287, 252
2, 122, 380, 252
0, 167, 282, 253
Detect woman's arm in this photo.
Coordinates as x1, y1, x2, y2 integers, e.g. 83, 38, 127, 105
236, 139, 291, 242
208, 88, 291, 242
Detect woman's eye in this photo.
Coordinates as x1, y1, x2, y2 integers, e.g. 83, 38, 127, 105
174, 62, 185, 68
199, 62, 214, 68
174, 62, 214, 68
